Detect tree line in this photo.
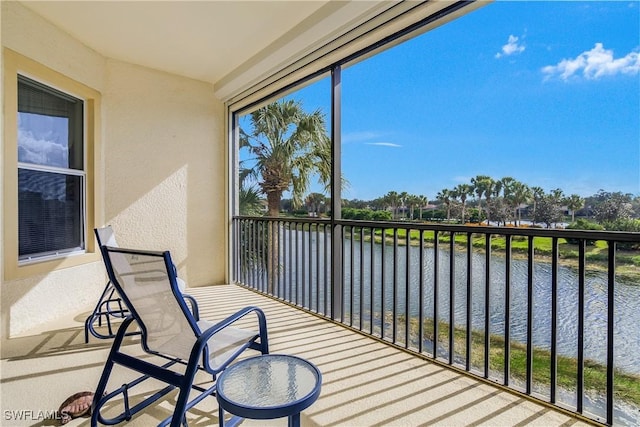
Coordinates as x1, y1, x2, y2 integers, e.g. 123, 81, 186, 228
341, 179, 639, 230
238, 99, 639, 232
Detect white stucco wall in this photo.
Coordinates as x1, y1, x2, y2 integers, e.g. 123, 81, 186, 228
1, 1, 226, 338
103, 59, 225, 287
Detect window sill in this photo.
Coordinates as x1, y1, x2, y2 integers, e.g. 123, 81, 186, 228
4, 251, 101, 281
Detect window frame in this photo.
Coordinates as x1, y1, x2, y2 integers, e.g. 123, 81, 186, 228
3, 48, 103, 280
17, 75, 87, 262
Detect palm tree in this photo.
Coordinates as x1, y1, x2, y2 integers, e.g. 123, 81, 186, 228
454, 184, 473, 224
499, 176, 515, 198
305, 192, 326, 217
550, 188, 565, 203
240, 99, 331, 217
240, 99, 331, 293
417, 194, 429, 221
565, 194, 584, 223
530, 186, 545, 224
239, 186, 264, 216
510, 181, 532, 226
384, 191, 401, 220
399, 191, 409, 219
471, 175, 493, 224
436, 189, 453, 221
238, 163, 264, 215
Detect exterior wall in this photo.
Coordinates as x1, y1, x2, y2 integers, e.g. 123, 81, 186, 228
1, 2, 225, 338
103, 60, 225, 288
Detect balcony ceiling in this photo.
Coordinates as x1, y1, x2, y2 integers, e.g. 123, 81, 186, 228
20, 1, 391, 95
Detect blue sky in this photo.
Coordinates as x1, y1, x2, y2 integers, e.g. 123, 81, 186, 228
246, 1, 640, 202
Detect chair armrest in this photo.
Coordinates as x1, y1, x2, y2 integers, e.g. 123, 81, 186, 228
199, 306, 267, 341
181, 294, 199, 320
189, 306, 269, 373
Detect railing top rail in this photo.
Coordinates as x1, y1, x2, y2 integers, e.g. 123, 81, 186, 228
233, 215, 640, 243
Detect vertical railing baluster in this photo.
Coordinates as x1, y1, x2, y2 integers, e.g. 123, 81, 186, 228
280, 220, 285, 298
316, 224, 327, 313
433, 230, 439, 360
504, 235, 512, 384
309, 224, 322, 313
249, 219, 254, 288
449, 232, 455, 365
272, 220, 276, 296
253, 220, 258, 290
323, 224, 331, 316
419, 229, 425, 354
236, 219, 240, 284
360, 226, 365, 331
370, 227, 375, 335
263, 219, 269, 293
406, 227, 411, 348
311, 222, 314, 307
484, 234, 491, 378
341, 225, 346, 324
577, 239, 586, 413
350, 225, 355, 327
550, 236, 559, 403
308, 222, 313, 308
258, 219, 262, 290
381, 227, 386, 340
295, 222, 300, 305
264, 220, 269, 293
288, 221, 293, 302
232, 219, 237, 282
393, 228, 399, 344
466, 232, 473, 371
526, 235, 534, 394
607, 240, 616, 426
274, 220, 278, 296
302, 223, 307, 308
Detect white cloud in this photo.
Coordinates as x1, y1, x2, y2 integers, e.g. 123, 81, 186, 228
18, 129, 68, 167
342, 131, 382, 144
542, 43, 640, 81
343, 131, 401, 147
365, 142, 402, 148
496, 35, 525, 59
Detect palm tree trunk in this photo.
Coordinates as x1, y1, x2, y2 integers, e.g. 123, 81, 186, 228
267, 192, 280, 294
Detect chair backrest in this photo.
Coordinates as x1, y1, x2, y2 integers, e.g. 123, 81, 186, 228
95, 226, 187, 292
100, 246, 199, 360
95, 226, 119, 248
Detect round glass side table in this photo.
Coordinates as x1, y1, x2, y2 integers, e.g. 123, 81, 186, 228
216, 354, 322, 427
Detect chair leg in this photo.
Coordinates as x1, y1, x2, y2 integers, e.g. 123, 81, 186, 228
91, 317, 135, 426
85, 282, 131, 342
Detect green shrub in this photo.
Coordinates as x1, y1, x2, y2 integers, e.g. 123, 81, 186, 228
565, 219, 604, 245
603, 219, 640, 250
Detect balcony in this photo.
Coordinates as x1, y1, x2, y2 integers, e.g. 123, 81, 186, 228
233, 216, 640, 426
1, 282, 593, 426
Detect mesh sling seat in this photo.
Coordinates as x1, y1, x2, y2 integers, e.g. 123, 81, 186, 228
91, 246, 269, 427
85, 227, 195, 342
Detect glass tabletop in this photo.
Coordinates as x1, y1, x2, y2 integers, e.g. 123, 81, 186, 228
217, 354, 321, 412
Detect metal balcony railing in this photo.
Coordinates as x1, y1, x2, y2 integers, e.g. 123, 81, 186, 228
232, 216, 640, 426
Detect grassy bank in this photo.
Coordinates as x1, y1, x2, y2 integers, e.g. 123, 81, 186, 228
394, 315, 640, 407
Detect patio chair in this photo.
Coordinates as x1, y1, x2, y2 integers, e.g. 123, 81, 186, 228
84, 226, 129, 342
90, 246, 269, 427
85, 227, 195, 342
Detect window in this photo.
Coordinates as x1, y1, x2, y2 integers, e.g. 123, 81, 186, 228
3, 48, 102, 279
18, 76, 85, 261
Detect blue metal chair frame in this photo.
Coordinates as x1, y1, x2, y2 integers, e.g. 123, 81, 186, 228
90, 246, 269, 427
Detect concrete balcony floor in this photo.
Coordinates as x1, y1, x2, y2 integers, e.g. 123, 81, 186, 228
1, 284, 591, 427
